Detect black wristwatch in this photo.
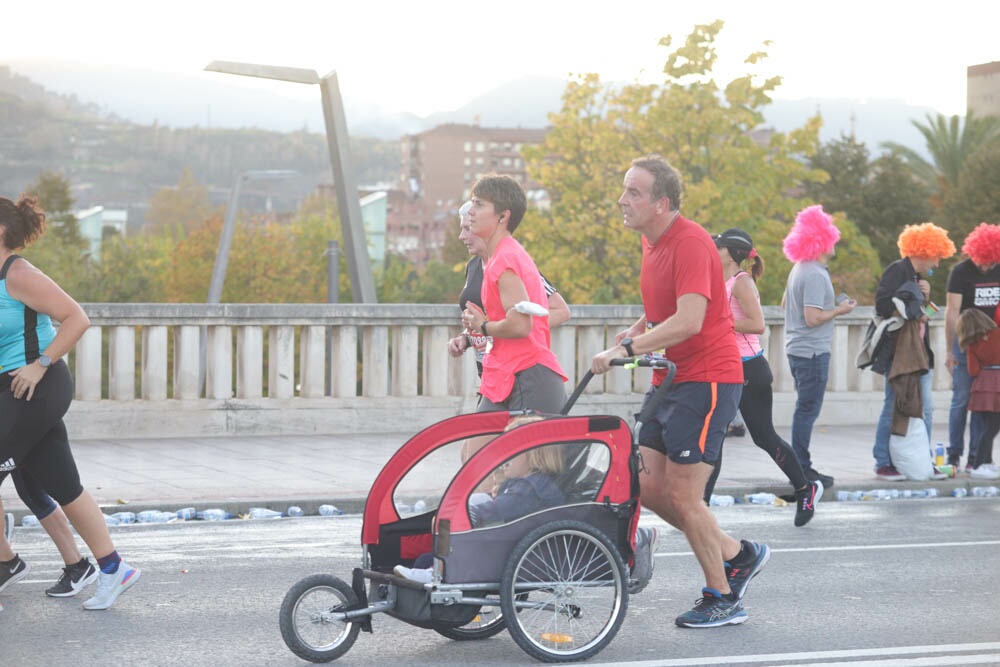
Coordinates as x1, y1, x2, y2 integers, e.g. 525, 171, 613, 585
480, 320, 489, 337
38, 354, 52, 368
620, 337, 635, 357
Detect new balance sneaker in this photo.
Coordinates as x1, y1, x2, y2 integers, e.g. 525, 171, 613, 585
82, 561, 141, 610
726, 540, 770, 599
675, 588, 747, 628
874, 464, 906, 481
0, 555, 30, 594
3, 512, 12, 544
804, 466, 834, 488
628, 526, 660, 594
794, 480, 823, 527
971, 463, 1000, 480
392, 565, 432, 584
47, 558, 99, 597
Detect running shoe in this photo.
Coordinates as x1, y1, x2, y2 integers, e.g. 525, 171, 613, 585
726, 540, 770, 599
629, 526, 660, 594
3, 512, 12, 544
47, 558, 99, 597
82, 561, 141, 610
971, 463, 1000, 480
874, 464, 906, 481
393, 565, 432, 584
794, 480, 823, 527
0, 555, 30, 594
675, 587, 747, 628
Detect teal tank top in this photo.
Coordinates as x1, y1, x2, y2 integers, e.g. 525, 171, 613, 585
0, 255, 57, 373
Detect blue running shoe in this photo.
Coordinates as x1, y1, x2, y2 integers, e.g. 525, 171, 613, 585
675, 587, 747, 628
726, 540, 770, 600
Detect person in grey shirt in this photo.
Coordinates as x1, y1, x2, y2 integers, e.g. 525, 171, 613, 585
782, 205, 856, 488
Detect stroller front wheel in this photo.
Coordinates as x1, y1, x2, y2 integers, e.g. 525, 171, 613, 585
279, 573, 361, 663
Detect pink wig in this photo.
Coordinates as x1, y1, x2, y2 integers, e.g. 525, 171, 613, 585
783, 205, 841, 263
961, 223, 1000, 267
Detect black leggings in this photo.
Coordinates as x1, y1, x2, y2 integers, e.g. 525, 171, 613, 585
705, 354, 809, 501
0, 360, 83, 506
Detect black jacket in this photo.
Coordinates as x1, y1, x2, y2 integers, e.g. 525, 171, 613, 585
875, 258, 934, 367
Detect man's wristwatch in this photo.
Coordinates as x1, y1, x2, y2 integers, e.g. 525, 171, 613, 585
620, 337, 635, 357
38, 354, 52, 368
480, 320, 489, 337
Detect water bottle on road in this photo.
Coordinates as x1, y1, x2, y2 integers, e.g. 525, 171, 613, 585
176, 507, 197, 520
198, 508, 232, 521
971, 486, 999, 497
709, 494, 735, 506
318, 505, 343, 516
744, 493, 777, 505
111, 511, 136, 524
286, 506, 304, 517
249, 508, 283, 519
21, 515, 40, 528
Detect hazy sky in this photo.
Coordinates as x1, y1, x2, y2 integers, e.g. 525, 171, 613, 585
4, 0, 997, 117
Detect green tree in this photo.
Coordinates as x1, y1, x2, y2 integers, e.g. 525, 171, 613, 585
806, 134, 870, 221
522, 21, 879, 305
857, 151, 932, 267
942, 137, 1000, 241
20, 170, 92, 296
881, 111, 1000, 206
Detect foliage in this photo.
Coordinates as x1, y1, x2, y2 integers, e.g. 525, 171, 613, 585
19, 170, 92, 296
145, 168, 218, 237
806, 134, 870, 221
521, 21, 880, 305
942, 137, 1000, 242
881, 112, 1000, 207
376, 255, 463, 304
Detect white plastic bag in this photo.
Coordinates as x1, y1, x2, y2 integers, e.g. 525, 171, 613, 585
889, 417, 934, 480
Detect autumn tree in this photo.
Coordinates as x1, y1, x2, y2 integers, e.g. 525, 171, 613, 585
522, 21, 880, 305
145, 167, 217, 237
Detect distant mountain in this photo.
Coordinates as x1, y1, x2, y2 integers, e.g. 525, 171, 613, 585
4, 59, 936, 155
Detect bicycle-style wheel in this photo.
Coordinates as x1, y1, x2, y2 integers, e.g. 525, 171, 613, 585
279, 573, 361, 663
500, 520, 628, 662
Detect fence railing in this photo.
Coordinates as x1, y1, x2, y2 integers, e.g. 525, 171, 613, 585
63, 303, 946, 439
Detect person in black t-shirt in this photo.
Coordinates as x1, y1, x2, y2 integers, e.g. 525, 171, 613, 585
945, 223, 1000, 470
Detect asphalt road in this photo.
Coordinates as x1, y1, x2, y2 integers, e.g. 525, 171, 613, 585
2, 498, 999, 666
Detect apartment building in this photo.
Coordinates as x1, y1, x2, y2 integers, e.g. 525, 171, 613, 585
968, 61, 1000, 118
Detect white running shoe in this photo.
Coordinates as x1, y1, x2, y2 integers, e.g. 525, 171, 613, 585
393, 565, 433, 584
970, 463, 1000, 480
83, 561, 141, 610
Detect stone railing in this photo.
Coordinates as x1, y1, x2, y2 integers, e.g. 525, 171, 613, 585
62, 303, 949, 439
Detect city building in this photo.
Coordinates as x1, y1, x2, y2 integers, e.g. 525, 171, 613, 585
75, 205, 127, 259
968, 61, 1000, 118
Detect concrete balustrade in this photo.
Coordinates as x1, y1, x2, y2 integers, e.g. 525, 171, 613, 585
62, 303, 950, 440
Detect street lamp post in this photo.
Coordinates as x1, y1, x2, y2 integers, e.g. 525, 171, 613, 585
204, 60, 378, 303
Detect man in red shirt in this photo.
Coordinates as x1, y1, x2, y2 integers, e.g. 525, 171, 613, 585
592, 156, 769, 628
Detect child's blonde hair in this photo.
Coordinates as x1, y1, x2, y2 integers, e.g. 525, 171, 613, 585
504, 414, 564, 475
957, 309, 997, 351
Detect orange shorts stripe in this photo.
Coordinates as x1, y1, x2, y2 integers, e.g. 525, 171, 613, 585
697, 382, 719, 453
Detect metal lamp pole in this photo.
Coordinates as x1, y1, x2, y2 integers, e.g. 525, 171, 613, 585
204, 60, 377, 303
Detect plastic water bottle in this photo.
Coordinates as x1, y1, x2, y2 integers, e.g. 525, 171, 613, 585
709, 494, 736, 507
249, 507, 283, 519
972, 486, 1000, 497
413, 500, 427, 513
197, 508, 232, 521
176, 507, 197, 520
111, 511, 136, 524
951, 488, 968, 498
318, 504, 343, 516
286, 506, 304, 517
21, 515, 40, 528
934, 443, 946, 467
836, 490, 862, 501
902, 489, 938, 499
104, 514, 121, 526
744, 493, 777, 505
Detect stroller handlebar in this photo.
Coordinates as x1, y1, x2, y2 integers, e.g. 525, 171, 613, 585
560, 356, 677, 415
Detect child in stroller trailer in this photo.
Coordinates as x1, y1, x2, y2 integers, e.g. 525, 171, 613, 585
395, 416, 566, 583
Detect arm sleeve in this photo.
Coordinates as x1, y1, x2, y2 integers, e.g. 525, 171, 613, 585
802, 272, 830, 310
875, 263, 906, 318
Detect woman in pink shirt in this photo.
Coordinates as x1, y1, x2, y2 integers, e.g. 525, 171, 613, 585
708, 228, 821, 527
461, 175, 566, 416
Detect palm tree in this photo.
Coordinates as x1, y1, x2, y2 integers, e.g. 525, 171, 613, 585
881, 111, 1000, 201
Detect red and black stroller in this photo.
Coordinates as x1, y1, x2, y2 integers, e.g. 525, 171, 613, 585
280, 357, 674, 663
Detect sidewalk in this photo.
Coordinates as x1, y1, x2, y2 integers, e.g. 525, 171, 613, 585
1, 424, 981, 518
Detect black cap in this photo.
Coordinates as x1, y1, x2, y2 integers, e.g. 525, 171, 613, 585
713, 228, 754, 251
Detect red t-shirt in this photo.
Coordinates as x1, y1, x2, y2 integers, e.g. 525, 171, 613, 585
479, 236, 566, 402
640, 215, 743, 385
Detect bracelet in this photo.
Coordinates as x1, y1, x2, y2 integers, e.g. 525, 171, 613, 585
480, 320, 489, 337
463, 333, 473, 348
